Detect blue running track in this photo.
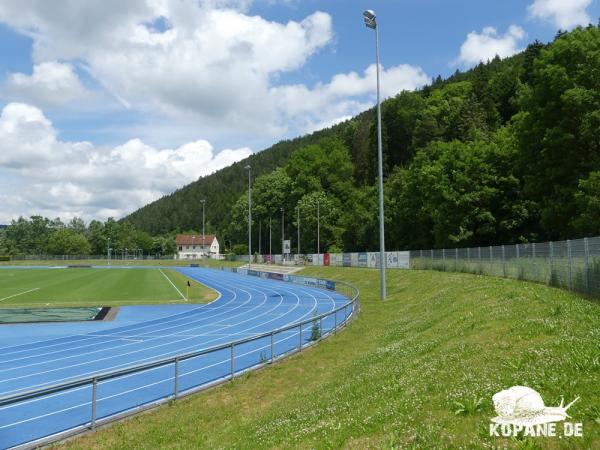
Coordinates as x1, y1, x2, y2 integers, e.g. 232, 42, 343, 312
0, 267, 353, 449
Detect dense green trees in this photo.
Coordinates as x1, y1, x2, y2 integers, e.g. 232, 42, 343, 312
0, 216, 175, 257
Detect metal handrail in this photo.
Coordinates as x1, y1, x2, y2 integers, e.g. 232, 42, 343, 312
0, 270, 359, 420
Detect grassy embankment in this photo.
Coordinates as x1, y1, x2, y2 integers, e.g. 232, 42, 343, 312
58, 267, 599, 449
0, 268, 218, 307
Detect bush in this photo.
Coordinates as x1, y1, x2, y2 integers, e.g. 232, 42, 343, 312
310, 316, 321, 341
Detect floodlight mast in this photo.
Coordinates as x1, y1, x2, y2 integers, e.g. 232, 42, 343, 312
363, 9, 386, 300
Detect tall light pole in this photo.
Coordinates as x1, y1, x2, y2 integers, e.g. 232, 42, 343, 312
245, 165, 252, 268
200, 199, 206, 258
297, 206, 300, 256
281, 207, 285, 261
269, 216, 272, 263
363, 9, 386, 300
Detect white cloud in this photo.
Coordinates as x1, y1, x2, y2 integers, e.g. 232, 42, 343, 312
2, 62, 89, 107
528, 0, 592, 29
272, 63, 430, 133
456, 25, 525, 67
0, 103, 252, 223
0, 1, 428, 140
0, 1, 334, 135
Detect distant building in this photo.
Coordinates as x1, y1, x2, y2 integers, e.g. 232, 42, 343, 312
175, 234, 220, 259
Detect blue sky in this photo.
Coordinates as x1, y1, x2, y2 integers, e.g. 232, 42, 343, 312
0, 0, 597, 223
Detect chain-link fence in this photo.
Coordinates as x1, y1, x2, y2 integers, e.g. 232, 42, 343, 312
410, 237, 600, 297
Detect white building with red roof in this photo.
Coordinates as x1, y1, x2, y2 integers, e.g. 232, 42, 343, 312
175, 234, 220, 259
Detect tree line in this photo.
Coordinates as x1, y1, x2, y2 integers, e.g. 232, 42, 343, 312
0, 216, 177, 257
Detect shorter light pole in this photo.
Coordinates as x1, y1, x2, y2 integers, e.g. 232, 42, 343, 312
297, 206, 300, 256
107, 238, 111, 265
200, 199, 206, 258
281, 207, 285, 261
245, 165, 252, 268
317, 198, 320, 259
269, 216, 272, 263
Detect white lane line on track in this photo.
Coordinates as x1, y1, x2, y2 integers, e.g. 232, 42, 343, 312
0, 270, 344, 400
0, 278, 248, 371
0, 286, 324, 419
159, 268, 186, 301
0, 287, 39, 302
0, 286, 285, 402
0, 268, 227, 356
3, 280, 343, 385
0, 270, 233, 360
0, 325, 314, 428
0, 268, 283, 365
0, 276, 314, 393
0, 276, 344, 378
0, 287, 347, 424
0, 278, 276, 385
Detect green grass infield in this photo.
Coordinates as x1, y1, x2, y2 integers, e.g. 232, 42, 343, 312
0, 267, 218, 308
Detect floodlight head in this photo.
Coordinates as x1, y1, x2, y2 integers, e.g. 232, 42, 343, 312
363, 10, 377, 29
363, 10, 376, 20
245, 164, 251, 170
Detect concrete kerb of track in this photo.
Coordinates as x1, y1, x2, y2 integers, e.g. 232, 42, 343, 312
3, 266, 360, 450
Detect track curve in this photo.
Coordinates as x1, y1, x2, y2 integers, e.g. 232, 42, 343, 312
0, 267, 354, 449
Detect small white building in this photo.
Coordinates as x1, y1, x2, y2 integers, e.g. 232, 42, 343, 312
175, 234, 220, 259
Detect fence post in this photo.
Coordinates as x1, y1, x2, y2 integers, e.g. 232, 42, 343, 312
455, 248, 458, 270
567, 239, 573, 289
532, 242, 537, 281
502, 245, 506, 278
489, 246, 493, 275
270, 331, 275, 362
319, 317, 323, 339
230, 343, 235, 380
91, 377, 98, 430
584, 238, 590, 294
334, 310, 337, 333
550, 241, 554, 284
299, 323, 303, 350
478, 246, 482, 273
174, 357, 180, 398
467, 247, 470, 271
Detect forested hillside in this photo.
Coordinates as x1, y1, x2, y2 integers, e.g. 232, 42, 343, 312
125, 25, 600, 253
